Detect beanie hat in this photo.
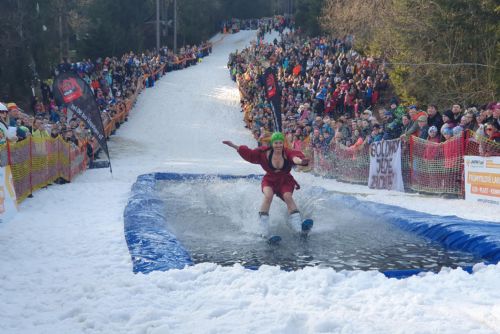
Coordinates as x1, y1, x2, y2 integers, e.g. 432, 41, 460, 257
417, 115, 428, 122
441, 126, 453, 136
443, 110, 454, 120
452, 126, 463, 136
7, 103, 18, 111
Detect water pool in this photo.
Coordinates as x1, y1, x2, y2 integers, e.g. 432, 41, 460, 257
156, 178, 482, 272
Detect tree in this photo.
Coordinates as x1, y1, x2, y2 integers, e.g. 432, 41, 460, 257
294, 0, 324, 36
321, 0, 500, 107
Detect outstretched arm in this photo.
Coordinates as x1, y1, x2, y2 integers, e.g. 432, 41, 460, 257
292, 156, 309, 166
286, 148, 309, 166
223, 141, 263, 164
222, 140, 240, 151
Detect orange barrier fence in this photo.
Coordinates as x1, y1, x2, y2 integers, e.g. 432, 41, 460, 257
5, 137, 87, 203
1, 45, 212, 205
1, 66, 155, 204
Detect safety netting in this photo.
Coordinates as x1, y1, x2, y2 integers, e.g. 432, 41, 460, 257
465, 130, 500, 158
309, 131, 499, 197
312, 142, 370, 185
409, 135, 465, 195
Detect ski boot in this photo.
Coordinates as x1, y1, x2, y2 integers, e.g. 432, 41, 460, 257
259, 212, 281, 245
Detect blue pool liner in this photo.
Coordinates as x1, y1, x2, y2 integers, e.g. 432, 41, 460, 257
123, 173, 260, 274
124, 173, 500, 278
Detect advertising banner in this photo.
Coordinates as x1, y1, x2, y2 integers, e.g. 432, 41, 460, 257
263, 67, 282, 132
53, 71, 110, 162
464, 156, 500, 205
0, 166, 18, 223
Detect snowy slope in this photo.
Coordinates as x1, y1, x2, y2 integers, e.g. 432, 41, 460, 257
0, 30, 499, 334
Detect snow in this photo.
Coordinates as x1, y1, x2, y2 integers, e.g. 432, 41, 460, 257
1, 30, 499, 334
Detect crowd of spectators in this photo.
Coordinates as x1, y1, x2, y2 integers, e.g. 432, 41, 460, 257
222, 15, 293, 35
228, 28, 500, 158
0, 40, 212, 155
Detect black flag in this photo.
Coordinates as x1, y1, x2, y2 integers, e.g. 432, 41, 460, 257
53, 71, 111, 168
263, 67, 282, 132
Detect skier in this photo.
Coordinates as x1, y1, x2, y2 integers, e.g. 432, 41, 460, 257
223, 132, 311, 241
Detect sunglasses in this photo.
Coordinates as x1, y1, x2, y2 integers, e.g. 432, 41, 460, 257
485, 128, 494, 131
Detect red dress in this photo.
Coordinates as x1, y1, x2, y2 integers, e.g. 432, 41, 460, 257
237, 145, 305, 199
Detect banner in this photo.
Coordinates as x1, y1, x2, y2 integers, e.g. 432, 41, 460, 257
0, 166, 18, 223
52, 71, 110, 163
368, 139, 404, 191
263, 67, 282, 132
464, 156, 500, 205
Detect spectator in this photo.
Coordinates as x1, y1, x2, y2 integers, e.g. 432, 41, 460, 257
382, 111, 401, 140
492, 103, 500, 129
452, 125, 463, 137
441, 109, 456, 132
7, 103, 20, 126
441, 126, 453, 142
459, 111, 477, 132
63, 129, 79, 147
7, 103, 28, 140
400, 113, 417, 141
416, 115, 429, 140
427, 126, 441, 143
31, 118, 49, 138
0, 103, 8, 143
0, 104, 17, 143
366, 124, 382, 144
427, 104, 443, 130
451, 104, 463, 124
50, 126, 60, 138
485, 122, 500, 143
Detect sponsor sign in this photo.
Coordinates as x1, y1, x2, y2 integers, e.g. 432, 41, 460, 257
464, 156, 500, 205
53, 71, 110, 162
0, 166, 18, 223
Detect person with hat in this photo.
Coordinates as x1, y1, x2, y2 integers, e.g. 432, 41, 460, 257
382, 110, 402, 140
441, 126, 453, 142
427, 126, 441, 143
388, 98, 405, 122
441, 109, 456, 133
416, 114, 429, 139
6, 103, 20, 126
223, 132, 311, 241
0, 102, 18, 144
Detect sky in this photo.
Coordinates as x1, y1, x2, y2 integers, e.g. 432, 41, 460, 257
0, 30, 499, 334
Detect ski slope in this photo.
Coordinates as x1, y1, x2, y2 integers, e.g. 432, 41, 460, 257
0, 30, 499, 334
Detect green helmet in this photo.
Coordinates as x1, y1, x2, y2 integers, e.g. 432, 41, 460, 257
270, 132, 285, 145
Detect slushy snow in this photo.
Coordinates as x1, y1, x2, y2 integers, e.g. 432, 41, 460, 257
0, 30, 499, 334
